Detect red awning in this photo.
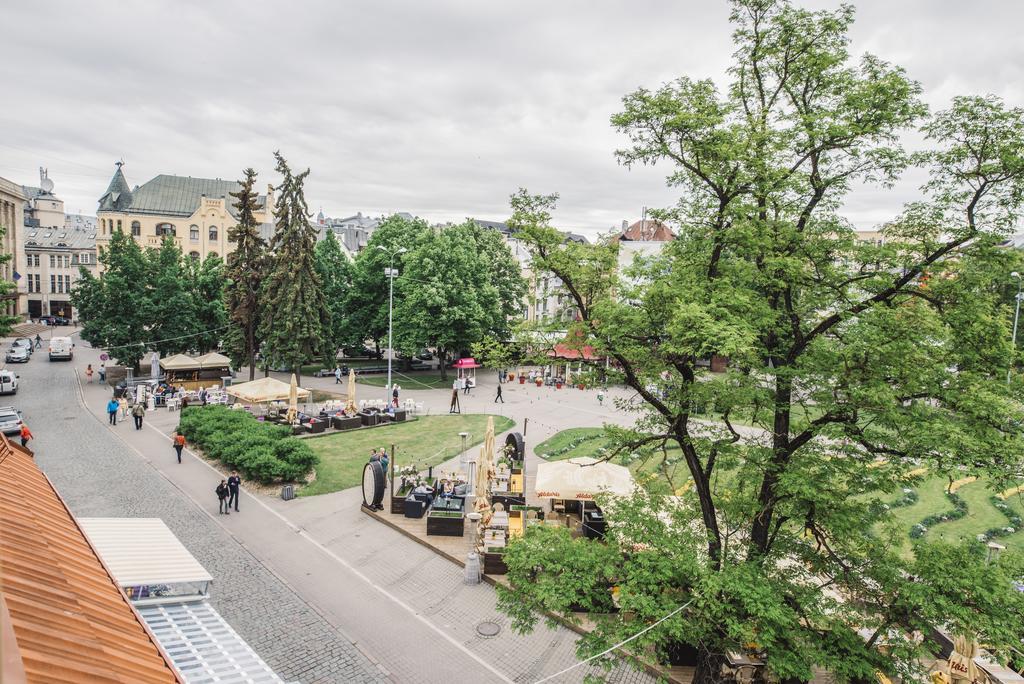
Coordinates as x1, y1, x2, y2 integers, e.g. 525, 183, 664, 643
452, 357, 482, 369
548, 344, 600, 360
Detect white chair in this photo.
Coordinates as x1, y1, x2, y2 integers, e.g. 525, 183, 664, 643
415, 402, 425, 415
166, 397, 181, 411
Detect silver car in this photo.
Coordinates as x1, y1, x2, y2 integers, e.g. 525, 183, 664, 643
5, 346, 30, 363
0, 406, 23, 436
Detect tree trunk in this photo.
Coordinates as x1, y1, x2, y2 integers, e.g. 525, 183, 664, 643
247, 324, 256, 381
691, 645, 727, 684
438, 349, 448, 381
750, 373, 792, 556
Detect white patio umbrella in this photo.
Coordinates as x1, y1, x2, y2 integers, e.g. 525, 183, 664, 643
475, 416, 496, 513
346, 368, 357, 412
534, 457, 635, 501
225, 377, 310, 403
285, 373, 299, 423
150, 351, 160, 379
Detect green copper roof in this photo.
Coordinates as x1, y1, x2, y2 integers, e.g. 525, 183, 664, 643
98, 169, 267, 219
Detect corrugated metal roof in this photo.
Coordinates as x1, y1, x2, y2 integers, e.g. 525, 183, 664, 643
139, 601, 283, 684
79, 519, 213, 587
0, 438, 181, 683
119, 174, 267, 220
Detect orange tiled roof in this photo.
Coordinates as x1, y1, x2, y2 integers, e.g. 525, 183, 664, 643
616, 219, 676, 242
0, 437, 181, 684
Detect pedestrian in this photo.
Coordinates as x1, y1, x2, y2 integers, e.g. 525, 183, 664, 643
495, 383, 504, 403
335, 366, 342, 384
597, 389, 605, 407
119, 395, 129, 420
19, 423, 33, 448
132, 402, 145, 430
379, 449, 389, 477
216, 480, 230, 514
99, 363, 106, 384
199, 387, 208, 406
106, 397, 119, 425
461, 377, 468, 395
86, 364, 94, 384
392, 384, 399, 408
449, 388, 459, 414
227, 471, 241, 512
172, 431, 186, 463
34, 333, 41, 350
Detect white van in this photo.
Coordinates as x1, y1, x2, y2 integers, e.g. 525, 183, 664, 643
48, 336, 74, 361
0, 370, 17, 395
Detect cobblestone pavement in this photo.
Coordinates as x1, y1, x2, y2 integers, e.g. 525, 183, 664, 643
20, 337, 659, 684
14, 349, 389, 684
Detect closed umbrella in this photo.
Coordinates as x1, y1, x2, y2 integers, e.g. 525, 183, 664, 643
285, 373, 299, 423
475, 416, 495, 512
346, 368, 357, 412
948, 635, 981, 684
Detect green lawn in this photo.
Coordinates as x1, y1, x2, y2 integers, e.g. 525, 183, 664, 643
358, 372, 454, 390
300, 414, 514, 496
925, 480, 1024, 553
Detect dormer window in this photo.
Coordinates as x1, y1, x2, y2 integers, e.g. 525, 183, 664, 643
209, 226, 218, 242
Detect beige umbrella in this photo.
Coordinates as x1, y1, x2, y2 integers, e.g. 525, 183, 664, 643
475, 416, 496, 513
225, 377, 310, 403
346, 368, 357, 412
285, 373, 299, 423
948, 635, 981, 684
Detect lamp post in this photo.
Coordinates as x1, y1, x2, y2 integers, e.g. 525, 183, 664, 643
377, 245, 407, 404
1010, 272, 1022, 384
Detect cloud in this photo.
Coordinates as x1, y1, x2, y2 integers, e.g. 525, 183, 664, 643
1, 0, 1022, 234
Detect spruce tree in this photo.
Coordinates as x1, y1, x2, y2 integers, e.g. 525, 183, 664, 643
259, 152, 327, 384
313, 229, 352, 361
225, 168, 267, 380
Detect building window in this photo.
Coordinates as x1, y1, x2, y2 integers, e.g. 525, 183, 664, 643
50, 275, 56, 293
190, 225, 199, 241
188, 251, 201, 260
156, 223, 176, 237
209, 226, 218, 242
64, 255, 70, 268
49, 255, 55, 268
100, 218, 105, 234
117, 220, 122, 232
131, 221, 141, 237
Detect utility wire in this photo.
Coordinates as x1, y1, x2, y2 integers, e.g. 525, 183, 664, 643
97, 324, 232, 351
532, 599, 694, 684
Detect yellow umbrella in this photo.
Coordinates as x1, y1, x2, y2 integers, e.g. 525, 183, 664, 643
475, 416, 496, 513
949, 635, 980, 684
285, 373, 299, 423
346, 368, 357, 412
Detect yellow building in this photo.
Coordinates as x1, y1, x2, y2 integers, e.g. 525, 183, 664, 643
96, 163, 273, 264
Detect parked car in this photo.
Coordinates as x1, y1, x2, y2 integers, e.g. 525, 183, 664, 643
0, 406, 23, 436
48, 336, 74, 361
5, 346, 29, 363
40, 315, 71, 326
0, 371, 18, 395
12, 338, 32, 355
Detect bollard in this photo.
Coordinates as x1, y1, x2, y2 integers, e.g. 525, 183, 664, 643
464, 552, 481, 585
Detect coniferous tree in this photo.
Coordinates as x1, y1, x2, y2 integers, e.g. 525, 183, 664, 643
259, 152, 327, 384
313, 229, 352, 361
225, 168, 267, 380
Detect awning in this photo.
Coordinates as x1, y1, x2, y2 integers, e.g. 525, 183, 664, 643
160, 354, 202, 371
547, 344, 600, 360
79, 518, 213, 586
194, 352, 231, 370
139, 601, 283, 684
226, 376, 311, 403
535, 457, 635, 500
453, 357, 482, 369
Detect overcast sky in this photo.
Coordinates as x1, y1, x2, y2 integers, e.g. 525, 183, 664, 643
2, 1, 1023, 236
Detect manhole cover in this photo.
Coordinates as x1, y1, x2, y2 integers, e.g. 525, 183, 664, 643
476, 621, 501, 637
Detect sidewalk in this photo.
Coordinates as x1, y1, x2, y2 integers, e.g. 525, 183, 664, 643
73, 348, 654, 684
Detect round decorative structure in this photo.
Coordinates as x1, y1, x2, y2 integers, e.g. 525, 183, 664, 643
361, 461, 385, 509
504, 432, 525, 460
476, 621, 501, 637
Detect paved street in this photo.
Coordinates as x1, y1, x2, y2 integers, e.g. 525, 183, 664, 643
11, 337, 657, 684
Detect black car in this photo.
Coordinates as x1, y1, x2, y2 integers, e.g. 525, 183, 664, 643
40, 315, 70, 326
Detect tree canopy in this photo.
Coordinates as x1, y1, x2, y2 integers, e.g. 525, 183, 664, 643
499, 0, 1024, 679
314, 229, 352, 359
224, 167, 267, 379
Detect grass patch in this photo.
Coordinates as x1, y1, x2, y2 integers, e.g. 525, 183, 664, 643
299, 414, 514, 496
357, 372, 454, 390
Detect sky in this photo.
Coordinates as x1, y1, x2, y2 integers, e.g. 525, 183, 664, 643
2, 0, 1023, 237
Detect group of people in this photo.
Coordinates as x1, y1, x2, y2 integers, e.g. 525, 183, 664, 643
105, 396, 149, 429
215, 471, 242, 514
368, 447, 390, 474
85, 363, 106, 384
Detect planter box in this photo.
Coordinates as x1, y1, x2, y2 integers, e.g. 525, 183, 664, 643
359, 411, 379, 427
331, 416, 361, 431
483, 551, 508, 575
519, 376, 525, 384
426, 513, 465, 536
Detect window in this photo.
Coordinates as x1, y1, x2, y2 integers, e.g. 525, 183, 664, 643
64, 255, 70, 268
50, 275, 56, 293
100, 218, 105, 234
208, 226, 218, 242
188, 251, 201, 260
49, 255, 55, 268
190, 225, 199, 241
156, 223, 176, 237
131, 221, 141, 237
117, 220, 122, 232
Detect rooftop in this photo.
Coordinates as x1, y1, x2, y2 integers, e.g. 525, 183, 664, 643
0, 437, 181, 683
98, 165, 267, 219
616, 219, 676, 242
25, 224, 97, 250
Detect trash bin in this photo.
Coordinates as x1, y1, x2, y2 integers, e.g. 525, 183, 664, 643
464, 552, 481, 585
281, 484, 295, 501
221, 375, 232, 388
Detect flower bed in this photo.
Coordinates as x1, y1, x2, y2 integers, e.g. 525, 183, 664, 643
178, 405, 319, 484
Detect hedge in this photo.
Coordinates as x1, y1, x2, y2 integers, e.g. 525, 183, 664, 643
177, 406, 319, 484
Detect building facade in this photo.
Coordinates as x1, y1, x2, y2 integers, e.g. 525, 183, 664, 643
23, 215, 97, 320
0, 175, 27, 317
96, 163, 273, 265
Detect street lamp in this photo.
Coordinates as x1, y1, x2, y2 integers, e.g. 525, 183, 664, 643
377, 245, 407, 404
1010, 272, 1022, 384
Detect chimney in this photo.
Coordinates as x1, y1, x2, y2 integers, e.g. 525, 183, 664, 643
621, 220, 628, 231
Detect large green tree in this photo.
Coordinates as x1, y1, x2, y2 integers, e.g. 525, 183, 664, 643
0, 218, 19, 335
499, 1, 1024, 680
314, 229, 352, 360
258, 152, 327, 384
186, 254, 226, 353
145, 238, 196, 357
224, 168, 267, 379
72, 228, 151, 369
344, 214, 429, 356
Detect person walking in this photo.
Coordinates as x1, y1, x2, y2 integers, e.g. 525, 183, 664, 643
495, 383, 504, 403
132, 402, 145, 430
19, 423, 33, 448
597, 389, 605, 407
172, 431, 186, 463
34, 333, 41, 350
85, 364, 94, 384
227, 471, 241, 512
98, 363, 106, 384
449, 387, 459, 414
392, 384, 400, 408
119, 395, 129, 420
216, 480, 230, 514
106, 398, 119, 425
334, 366, 342, 384
379, 449, 389, 479
199, 387, 208, 406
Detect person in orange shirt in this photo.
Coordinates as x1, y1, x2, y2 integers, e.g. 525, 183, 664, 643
19, 423, 33, 448
172, 431, 186, 464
